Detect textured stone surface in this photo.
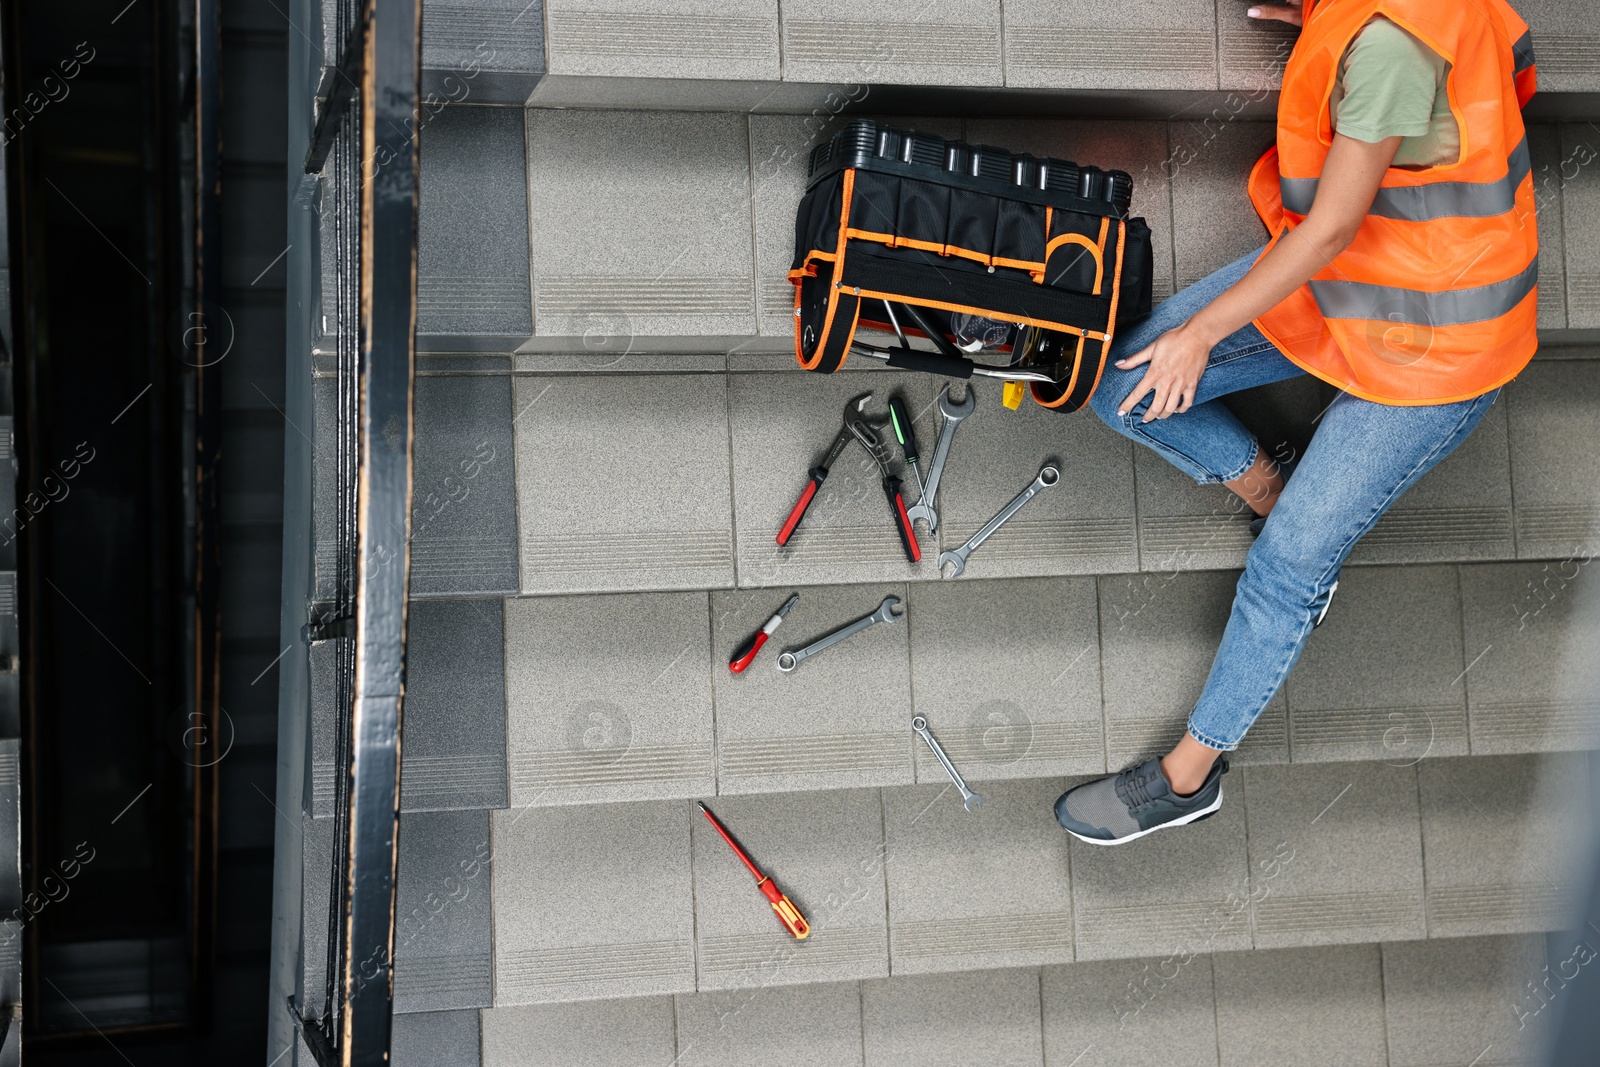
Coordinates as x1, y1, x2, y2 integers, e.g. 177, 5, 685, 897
1211, 944, 1387, 1067
907, 577, 1105, 781
693, 790, 888, 989
1562, 122, 1600, 329
1460, 562, 1600, 753
726, 373, 937, 588
1098, 570, 1289, 767
422, 0, 547, 104
1069, 771, 1253, 961
928, 383, 1139, 582
1347, 399, 1516, 566
1214, 1, 1298, 94
1382, 934, 1552, 1067
675, 981, 865, 1067
1128, 446, 1258, 574
709, 583, 914, 794
1417, 753, 1589, 938
504, 592, 714, 806
965, 118, 1175, 304
860, 968, 1042, 1066
750, 113, 834, 340
882, 779, 1074, 974
1506, 360, 1600, 560
392, 1009, 481, 1067
526, 109, 757, 339
1243, 762, 1426, 949
1002, 0, 1217, 91
544, 0, 780, 81
482, 996, 677, 1067
490, 801, 695, 1003
417, 108, 532, 350
1516, 1, 1600, 93
393, 810, 493, 1014
411, 366, 520, 596
514, 374, 734, 595
1168, 120, 1275, 293
397, 598, 508, 812
779, 0, 1003, 88
1286, 565, 1469, 764
1530, 123, 1570, 330
1043, 954, 1220, 1067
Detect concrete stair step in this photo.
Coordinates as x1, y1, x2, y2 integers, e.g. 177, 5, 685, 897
411, 104, 1600, 354
480, 752, 1590, 1008
416, 0, 1600, 108
473, 932, 1564, 1067
310, 355, 1600, 604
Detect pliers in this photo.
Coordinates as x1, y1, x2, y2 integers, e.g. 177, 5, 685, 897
775, 392, 921, 563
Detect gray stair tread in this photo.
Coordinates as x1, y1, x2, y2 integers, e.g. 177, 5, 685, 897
491, 561, 1599, 813
484, 753, 1587, 1005
393, 1009, 482, 1067
477, 933, 1557, 1066
1507, 360, 1600, 558
310, 599, 508, 817
505, 590, 716, 806
1564, 124, 1600, 329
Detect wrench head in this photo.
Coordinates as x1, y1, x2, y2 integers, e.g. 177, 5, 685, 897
963, 792, 984, 813
937, 551, 965, 579
776, 651, 798, 672
874, 596, 905, 623
904, 501, 938, 533
911, 714, 927, 731
937, 384, 976, 421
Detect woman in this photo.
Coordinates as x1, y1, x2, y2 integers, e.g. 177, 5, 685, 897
1054, 0, 1539, 844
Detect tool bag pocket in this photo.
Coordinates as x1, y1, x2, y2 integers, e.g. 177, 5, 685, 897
789, 121, 1154, 412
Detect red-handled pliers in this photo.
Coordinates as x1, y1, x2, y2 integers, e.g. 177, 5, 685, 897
728, 594, 800, 673
776, 393, 872, 547
846, 410, 921, 564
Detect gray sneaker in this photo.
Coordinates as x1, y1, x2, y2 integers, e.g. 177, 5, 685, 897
1054, 756, 1228, 845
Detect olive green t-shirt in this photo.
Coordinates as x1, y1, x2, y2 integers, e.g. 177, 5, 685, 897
1328, 16, 1460, 168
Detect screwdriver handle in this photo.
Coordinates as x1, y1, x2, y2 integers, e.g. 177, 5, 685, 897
728, 630, 769, 673
888, 396, 919, 465
776, 468, 827, 546
884, 477, 920, 563
757, 877, 811, 940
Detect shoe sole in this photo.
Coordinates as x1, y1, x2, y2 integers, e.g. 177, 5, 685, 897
1064, 787, 1225, 846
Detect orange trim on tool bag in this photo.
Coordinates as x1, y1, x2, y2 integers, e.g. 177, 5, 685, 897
801, 168, 857, 372
844, 227, 1049, 274
851, 287, 1102, 342
1029, 219, 1125, 410
1094, 217, 1110, 295
1042, 232, 1105, 292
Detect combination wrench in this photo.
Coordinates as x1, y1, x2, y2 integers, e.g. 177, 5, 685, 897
912, 715, 982, 812
904, 385, 976, 534
938, 464, 1060, 578
776, 596, 903, 672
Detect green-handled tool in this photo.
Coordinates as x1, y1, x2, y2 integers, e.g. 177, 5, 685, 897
887, 395, 926, 502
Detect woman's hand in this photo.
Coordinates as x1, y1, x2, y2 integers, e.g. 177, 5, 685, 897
1115, 321, 1215, 422
1247, 2, 1303, 27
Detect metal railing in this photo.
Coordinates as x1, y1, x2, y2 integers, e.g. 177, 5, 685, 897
284, 0, 419, 1063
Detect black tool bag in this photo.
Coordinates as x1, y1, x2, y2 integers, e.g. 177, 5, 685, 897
789, 120, 1153, 412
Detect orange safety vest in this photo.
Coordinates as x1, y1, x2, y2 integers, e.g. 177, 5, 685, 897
1248, 0, 1539, 405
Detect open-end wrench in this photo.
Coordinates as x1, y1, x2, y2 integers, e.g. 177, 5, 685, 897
905, 385, 976, 533
938, 464, 1060, 579
912, 715, 982, 812
776, 596, 903, 672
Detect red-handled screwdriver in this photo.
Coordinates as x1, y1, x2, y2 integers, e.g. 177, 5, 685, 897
728, 593, 799, 673
697, 802, 810, 940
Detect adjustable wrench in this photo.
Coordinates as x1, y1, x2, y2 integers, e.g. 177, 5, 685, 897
905, 385, 976, 534
776, 596, 903, 672
938, 464, 1060, 578
912, 715, 982, 813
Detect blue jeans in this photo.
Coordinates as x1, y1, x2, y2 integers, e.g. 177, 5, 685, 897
1091, 249, 1499, 751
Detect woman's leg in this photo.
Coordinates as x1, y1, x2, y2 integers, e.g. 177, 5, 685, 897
1090, 249, 1305, 507
1171, 387, 1504, 785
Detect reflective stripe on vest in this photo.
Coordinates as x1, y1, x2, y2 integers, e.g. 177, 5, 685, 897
1511, 29, 1534, 75
1309, 255, 1537, 326
1280, 135, 1530, 220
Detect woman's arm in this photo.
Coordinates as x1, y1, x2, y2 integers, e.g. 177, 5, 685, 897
1116, 131, 1404, 421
